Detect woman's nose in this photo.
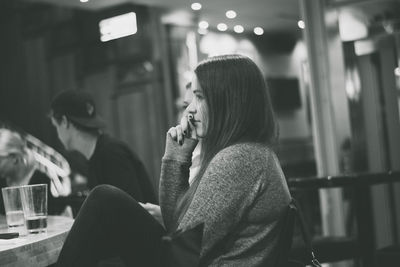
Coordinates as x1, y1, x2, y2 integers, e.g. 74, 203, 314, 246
187, 102, 196, 113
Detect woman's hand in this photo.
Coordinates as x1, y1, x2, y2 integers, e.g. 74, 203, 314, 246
48, 167, 72, 197
164, 113, 199, 161
139, 202, 164, 227
168, 113, 197, 145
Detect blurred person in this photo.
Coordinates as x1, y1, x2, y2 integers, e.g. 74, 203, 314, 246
49, 90, 156, 204
0, 126, 70, 215
57, 54, 291, 267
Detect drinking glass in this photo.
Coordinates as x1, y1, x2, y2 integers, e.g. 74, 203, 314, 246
20, 184, 48, 233
1, 186, 26, 235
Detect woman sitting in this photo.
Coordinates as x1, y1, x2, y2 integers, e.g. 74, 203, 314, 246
57, 54, 291, 267
0, 126, 70, 215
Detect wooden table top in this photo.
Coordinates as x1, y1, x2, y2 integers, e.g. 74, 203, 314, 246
0, 215, 74, 267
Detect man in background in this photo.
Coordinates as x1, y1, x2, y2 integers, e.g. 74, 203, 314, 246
49, 90, 157, 204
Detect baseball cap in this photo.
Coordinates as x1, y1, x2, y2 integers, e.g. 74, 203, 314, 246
50, 90, 106, 129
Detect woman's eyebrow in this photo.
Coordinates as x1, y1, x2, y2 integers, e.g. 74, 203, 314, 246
193, 89, 202, 94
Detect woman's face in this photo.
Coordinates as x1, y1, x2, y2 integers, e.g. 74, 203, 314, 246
187, 75, 208, 138
0, 154, 21, 178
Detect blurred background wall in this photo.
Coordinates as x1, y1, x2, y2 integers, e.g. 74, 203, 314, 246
0, 0, 313, 189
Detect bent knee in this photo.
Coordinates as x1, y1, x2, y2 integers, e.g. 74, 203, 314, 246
89, 184, 121, 199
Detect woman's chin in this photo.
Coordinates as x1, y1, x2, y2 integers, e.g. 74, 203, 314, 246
196, 132, 206, 138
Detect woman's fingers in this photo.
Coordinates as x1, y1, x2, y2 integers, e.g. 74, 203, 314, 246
50, 180, 59, 198
187, 116, 197, 139
176, 125, 183, 145
168, 113, 198, 144
167, 126, 184, 145
46, 167, 72, 197
180, 113, 197, 139
180, 115, 189, 136
167, 127, 177, 140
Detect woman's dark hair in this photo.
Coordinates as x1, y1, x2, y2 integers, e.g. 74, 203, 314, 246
194, 54, 277, 180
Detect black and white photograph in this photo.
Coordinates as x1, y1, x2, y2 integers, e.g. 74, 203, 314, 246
0, 0, 400, 266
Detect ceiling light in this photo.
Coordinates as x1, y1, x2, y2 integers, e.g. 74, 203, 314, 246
226, 10, 237, 19
80, 0, 89, 2
233, 25, 244, 33
191, 3, 202, 11
217, 23, 228, 31
253, 27, 264, 35
395, 67, 400, 76
99, 12, 137, 42
198, 21, 209, 29
298, 20, 305, 29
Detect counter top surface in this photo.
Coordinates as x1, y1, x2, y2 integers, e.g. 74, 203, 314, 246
0, 215, 73, 267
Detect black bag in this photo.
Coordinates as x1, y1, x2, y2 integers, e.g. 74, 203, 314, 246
287, 199, 322, 267
162, 223, 204, 267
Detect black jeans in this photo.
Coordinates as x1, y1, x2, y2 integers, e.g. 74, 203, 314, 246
57, 185, 166, 267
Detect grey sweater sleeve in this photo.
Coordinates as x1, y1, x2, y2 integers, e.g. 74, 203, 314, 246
177, 144, 269, 260
159, 134, 198, 231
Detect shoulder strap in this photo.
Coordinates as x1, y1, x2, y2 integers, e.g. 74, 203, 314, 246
292, 198, 322, 267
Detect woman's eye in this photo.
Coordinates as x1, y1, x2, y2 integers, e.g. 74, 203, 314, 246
195, 94, 203, 100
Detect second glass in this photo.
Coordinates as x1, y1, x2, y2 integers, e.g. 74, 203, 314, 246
20, 184, 48, 233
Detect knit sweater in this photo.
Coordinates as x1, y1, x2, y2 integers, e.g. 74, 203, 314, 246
160, 136, 291, 266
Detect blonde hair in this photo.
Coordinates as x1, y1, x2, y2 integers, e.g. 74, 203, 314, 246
0, 128, 27, 157
0, 128, 38, 185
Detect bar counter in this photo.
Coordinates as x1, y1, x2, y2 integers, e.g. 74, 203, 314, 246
0, 216, 73, 267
